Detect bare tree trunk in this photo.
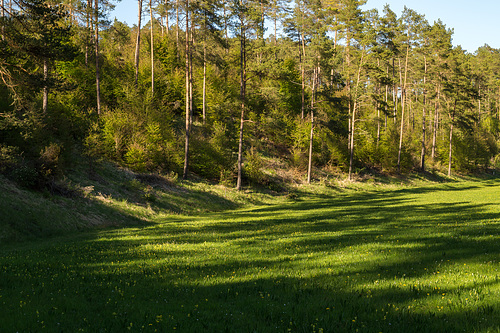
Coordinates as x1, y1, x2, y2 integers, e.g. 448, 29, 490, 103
397, 44, 409, 172
176, 0, 179, 55
385, 83, 388, 129
346, 32, 352, 155
236, 9, 246, 191
189, 19, 193, 121
150, 0, 154, 94
307, 108, 314, 184
348, 49, 365, 181
84, 0, 91, 66
300, 31, 305, 120
307, 67, 316, 184
397, 97, 405, 172
431, 85, 440, 160
160, 16, 163, 36
420, 56, 427, 171
43, 59, 48, 113
392, 58, 397, 123
134, 0, 142, 87
202, 39, 206, 124
376, 99, 380, 146
95, 0, 101, 115
182, 0, 190, 180
448, 101, 456, 176
2, 0, 5, 40
385, 65, 389, 129
165, 0, 169, 33
376, 60, 381, 146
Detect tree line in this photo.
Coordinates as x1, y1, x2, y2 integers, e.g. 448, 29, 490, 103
1, 0, 500, 191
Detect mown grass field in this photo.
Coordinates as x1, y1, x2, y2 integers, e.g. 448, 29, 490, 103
1, 177, 499, 332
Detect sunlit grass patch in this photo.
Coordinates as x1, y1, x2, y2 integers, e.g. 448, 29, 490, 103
1, 179, 499, 332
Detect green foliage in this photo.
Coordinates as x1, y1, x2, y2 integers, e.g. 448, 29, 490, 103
2, 0, 500, 190
100, 109, 136, 160
320, 127, 349, 170
290, 119, 310, 170
9, 161, 39, 188
244, 147, 265, 185
452, 127, 497, 172
189, 123, 235, 180
0, 144, 20, 174
37, 142, 63, 180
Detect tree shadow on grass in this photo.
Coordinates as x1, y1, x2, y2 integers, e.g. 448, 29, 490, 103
1, 180, 499, 331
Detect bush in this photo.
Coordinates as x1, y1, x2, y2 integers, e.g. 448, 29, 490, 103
37, 143, 63, 180
0, 144, 20, 174
244, 148, 265, 185
10, 162, 38, 188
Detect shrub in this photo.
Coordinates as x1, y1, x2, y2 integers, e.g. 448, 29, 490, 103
37, 142, 63, 180
244, 148, 266, 185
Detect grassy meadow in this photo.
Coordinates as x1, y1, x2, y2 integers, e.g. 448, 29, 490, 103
1, 173, 499, 332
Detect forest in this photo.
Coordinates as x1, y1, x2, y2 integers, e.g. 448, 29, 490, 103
2, 0, 500, 191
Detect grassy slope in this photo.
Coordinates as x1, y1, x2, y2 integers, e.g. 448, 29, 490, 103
0, 162, 282, 243
1, 167, 499, 332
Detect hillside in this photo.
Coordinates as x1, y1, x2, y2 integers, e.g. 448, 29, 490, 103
1, 154, 481, 243
0, 161, 290, 243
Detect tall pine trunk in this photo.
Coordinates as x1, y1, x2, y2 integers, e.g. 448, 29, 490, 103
397, 44, 410, 172
307, 67, 317, 184
236, 12, 246, 191
183, 0, 190, 179
202, 38, 206, 123
348, 49, 365, 181
1, 0, 4, 40
176, 0, 179, 58
300, 31, 305, 120
134, 0, 142, 87
94, 0, 101, 115
85, 0, 91, 66
448, 101, 456, 176
43, 59, 48, 113
431, 85, 440, 161
165, 0, 169, 33
150, 0, 154, 94
189, 19, 193, 121
420, 57, 427, 171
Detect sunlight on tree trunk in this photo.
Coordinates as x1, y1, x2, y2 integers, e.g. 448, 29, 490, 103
236, 8, 246, 191
448, 101, 456, 176
135, 0, 142, 87
420, 56, 427, 171
43, 59, 48, 113
150, 0, 154, 94
183, 0, 190, 180
95, 0, 101, 115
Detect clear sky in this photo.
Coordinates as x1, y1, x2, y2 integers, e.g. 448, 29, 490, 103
362, 0, 500, 53
111, 0, 500, 53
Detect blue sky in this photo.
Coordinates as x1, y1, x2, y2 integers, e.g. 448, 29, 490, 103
111, 0, 499, 53
362, 0, 500, 53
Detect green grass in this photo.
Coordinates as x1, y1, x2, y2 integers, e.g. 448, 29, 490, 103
1, 176, 499, 332
0, 161, 282, 242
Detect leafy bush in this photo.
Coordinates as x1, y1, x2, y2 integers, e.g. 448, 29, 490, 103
0, 144, 20, 173
37, 142, 63, 180
244, 148, 265, 185
10, 162, 38, 188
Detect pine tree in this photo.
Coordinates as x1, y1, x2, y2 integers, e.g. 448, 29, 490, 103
337, 0, 366, 180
